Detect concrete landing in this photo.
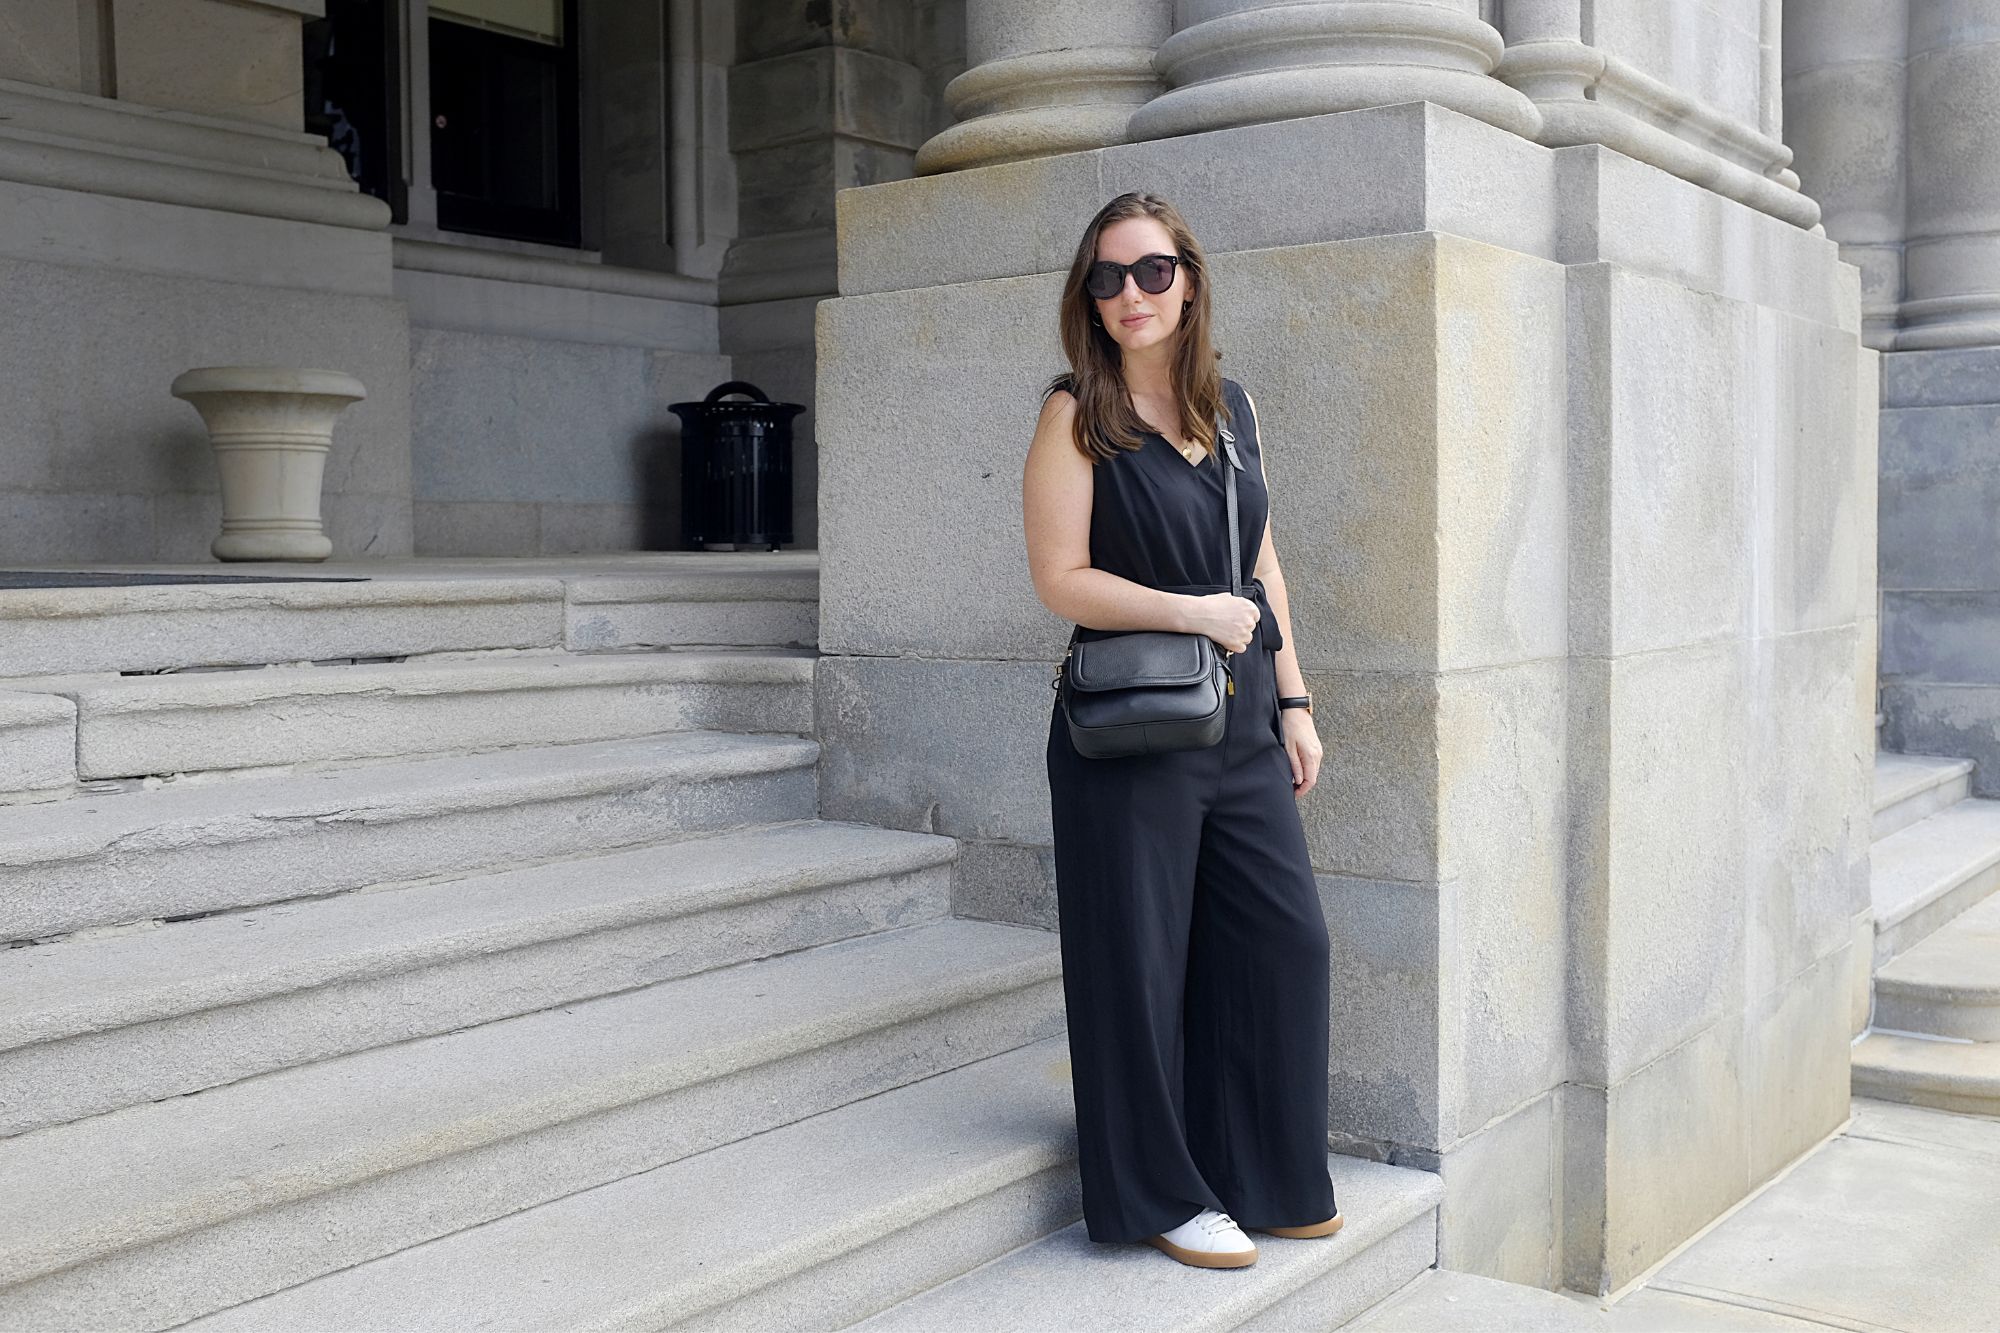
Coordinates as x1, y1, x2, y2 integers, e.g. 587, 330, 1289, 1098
1350, 1098, 2000, 1333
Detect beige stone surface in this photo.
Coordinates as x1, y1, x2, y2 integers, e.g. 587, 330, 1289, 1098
110, 0, 309, 130
1436, 1091, 1561, 1288
0, 0, 87, 90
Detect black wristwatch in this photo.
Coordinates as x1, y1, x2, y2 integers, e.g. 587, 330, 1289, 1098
1278, 694, 1313, 715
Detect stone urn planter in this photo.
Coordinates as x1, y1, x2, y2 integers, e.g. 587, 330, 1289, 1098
170, 367, 367, 561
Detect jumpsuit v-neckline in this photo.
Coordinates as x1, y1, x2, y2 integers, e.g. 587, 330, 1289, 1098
1044, 375, 1338, 1245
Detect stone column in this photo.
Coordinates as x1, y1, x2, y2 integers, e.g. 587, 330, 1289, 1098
1871, 7, 2000, 797
1901, 0, 2000, 350
914, 0, 1169, 174
1127, 0, 1539, 142
1781, 0, 1908, 350
820, 91, 1869, 1295
721, 0, 939, 551
1495, 0, 1818, 227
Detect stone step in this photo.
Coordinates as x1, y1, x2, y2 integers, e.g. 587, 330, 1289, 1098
0, 819, 956, 1136
1874, 891, 2000, 1042
43, 648, 816, 779
1850, 1032, 2000, 1118
0, 553, 820, 675
181, 1035, 1082, 1333
1868, 794, 2000, 965
850, 1157, 1442, 1333
177, 1034, 1442, 1333
564, 565, 818, 652
0, 917, 1065, 1332
1874, 749, 1977, 842
0, 576, 564, 676
0, 730, 819, 943
0, 690, 73, 802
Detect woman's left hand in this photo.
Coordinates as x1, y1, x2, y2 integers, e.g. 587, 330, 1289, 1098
1281, 708, 1322, 796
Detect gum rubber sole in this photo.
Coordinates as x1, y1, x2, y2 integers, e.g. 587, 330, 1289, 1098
1250, 1213, 1344, 1239
1143, 1233, 1259, 1268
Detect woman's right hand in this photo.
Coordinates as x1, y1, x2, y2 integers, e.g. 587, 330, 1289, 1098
1184, 592, 1261, 654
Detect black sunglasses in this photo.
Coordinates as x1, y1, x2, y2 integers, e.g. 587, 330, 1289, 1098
1084, 253, 1184, 301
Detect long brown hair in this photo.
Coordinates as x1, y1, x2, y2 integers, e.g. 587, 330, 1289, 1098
1042, 192, 1225, 464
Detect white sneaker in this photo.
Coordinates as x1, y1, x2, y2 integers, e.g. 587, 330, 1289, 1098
1144, 1207, 1259, 1268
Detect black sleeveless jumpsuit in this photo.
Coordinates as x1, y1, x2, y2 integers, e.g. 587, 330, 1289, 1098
1045, 375, 1339, 1243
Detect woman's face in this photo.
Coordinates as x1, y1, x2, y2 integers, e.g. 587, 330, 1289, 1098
1091, 216, 1192, 354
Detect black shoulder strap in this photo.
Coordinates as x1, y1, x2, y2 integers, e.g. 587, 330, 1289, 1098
1219, 396, 1242, 599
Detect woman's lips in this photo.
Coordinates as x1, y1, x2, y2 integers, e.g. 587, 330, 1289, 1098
1120, 314, 1151, 326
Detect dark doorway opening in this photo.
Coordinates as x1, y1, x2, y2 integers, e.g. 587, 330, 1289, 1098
429, 0, 582, 247
303, 0, 407, 223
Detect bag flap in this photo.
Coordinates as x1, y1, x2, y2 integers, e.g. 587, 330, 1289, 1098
1069, 631, 1214, 691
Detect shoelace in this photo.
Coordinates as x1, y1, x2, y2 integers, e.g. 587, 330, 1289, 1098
1196, 1209, 1239, 1236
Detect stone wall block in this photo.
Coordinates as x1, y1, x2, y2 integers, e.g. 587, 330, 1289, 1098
1571, 265, 1753, 658
1321, 872, 1441, 1151
1434, 235, 1569, 669
1882, 591, 2000, 683
1746, 623, 1865, 1003
1878, 403, 2000, 591
1567, 639, 1752, 1087
1437, 660, 1568, 1139
814, 656, 1056, 845
815, 274, 1064, 661
1598, 1018, 1749, 1289
1578, 151, 1852, 333
110, 0, 307, 130
731, 46, 931, 156
1880, 681, 2000, 799
1297, 669, 1439, 885
1220, 234, 1444, 674
0, 0, 88, 90
1743, 938, 1854, 1186
1436, 1090, 1562, 1288
1754, 306, 1863, 638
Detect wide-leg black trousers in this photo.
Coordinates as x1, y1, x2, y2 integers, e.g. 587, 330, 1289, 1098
1045, 623, 1338, 1243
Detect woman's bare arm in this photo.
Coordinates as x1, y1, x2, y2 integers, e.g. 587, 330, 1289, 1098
1023, 390, 1196, 633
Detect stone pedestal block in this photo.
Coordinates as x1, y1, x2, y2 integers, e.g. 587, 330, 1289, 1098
819, 99, 1868, 1296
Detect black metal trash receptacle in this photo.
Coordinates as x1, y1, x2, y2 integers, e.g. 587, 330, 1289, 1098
669, 380, 802, 551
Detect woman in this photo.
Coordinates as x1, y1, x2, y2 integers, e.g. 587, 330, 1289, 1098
1021, 191, 1341, 1270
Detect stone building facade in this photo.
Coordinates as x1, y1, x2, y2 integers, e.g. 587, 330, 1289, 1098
1, 0, 963, 558
0, 0, 1987, 1310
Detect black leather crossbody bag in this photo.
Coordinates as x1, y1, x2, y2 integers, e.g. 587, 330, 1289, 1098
1054, 408, 1246, 760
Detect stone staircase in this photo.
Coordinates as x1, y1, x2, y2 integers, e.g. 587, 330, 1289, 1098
0, 555, 1442, 1332
1853, 750, 2000, 1114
